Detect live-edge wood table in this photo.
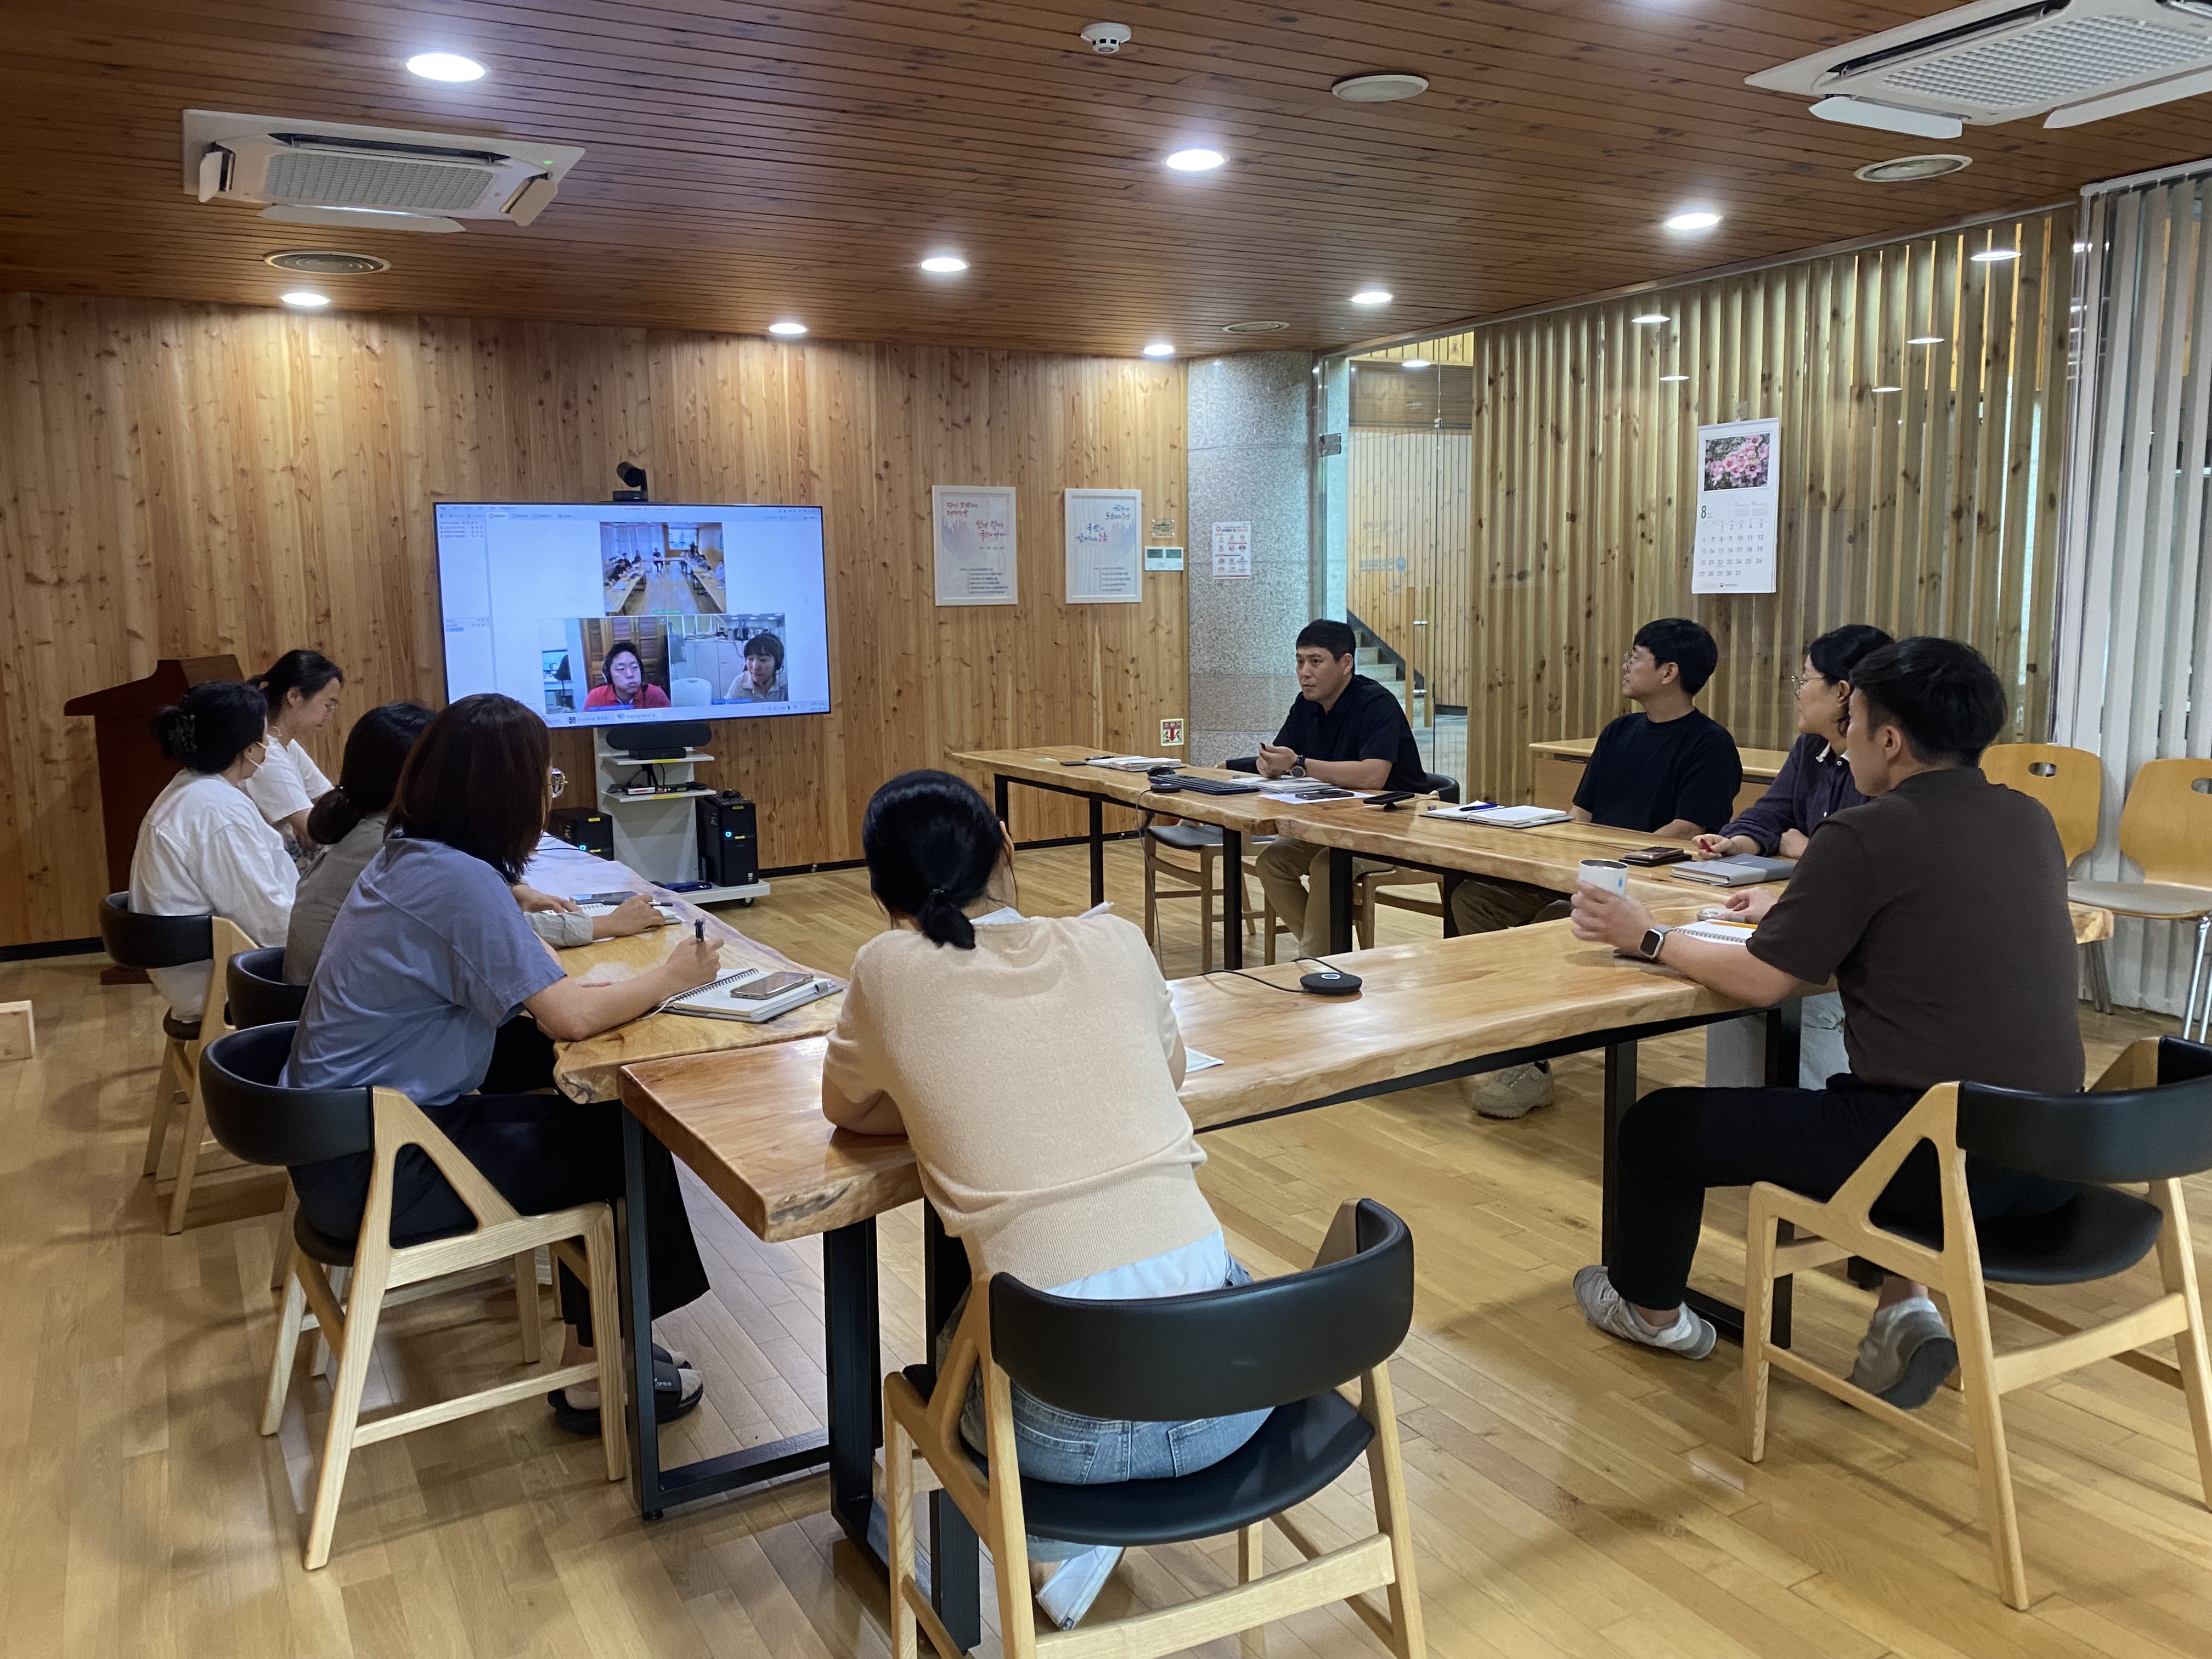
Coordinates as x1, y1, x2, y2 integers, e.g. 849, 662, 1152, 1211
611, 919, 1786, 1650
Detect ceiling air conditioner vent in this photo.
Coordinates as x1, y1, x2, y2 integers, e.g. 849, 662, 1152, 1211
1749, 0, 2212, 134
182, 110, 584, 234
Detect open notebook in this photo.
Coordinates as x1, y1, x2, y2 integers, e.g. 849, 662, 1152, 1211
657, 966, 839, 1023
1421, 802, 1570, 828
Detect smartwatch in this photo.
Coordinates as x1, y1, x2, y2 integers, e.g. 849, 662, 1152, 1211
1638, 924, 1671, 962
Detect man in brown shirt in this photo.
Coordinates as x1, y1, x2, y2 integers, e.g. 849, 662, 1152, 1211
1565, 638, 2084, 1407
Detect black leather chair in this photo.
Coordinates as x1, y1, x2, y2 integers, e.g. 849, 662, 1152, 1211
1743, 1036, 2212, 1611
882, 1199, 1425, 1659
227, 947, 307, 1030
200, 1023, 624, 1570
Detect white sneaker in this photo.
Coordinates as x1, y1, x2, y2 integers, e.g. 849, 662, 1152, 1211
1846, 1297, 1956, 1408
1466, 1062, 1555, 1119
1035, 1544, 1122, 1630
1572, 1265, 1717, 1359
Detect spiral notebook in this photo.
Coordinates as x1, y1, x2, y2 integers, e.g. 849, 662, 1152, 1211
658, 967, 838, 1023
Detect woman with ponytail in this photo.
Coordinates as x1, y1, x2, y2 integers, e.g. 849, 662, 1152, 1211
822, 769, 1264, 1633
241, 648, 344, 855
127, 680, 297, 1020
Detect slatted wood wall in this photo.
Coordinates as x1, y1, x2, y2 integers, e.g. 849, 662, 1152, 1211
0, 293, 1186, 947
1344, 208, 2076, 803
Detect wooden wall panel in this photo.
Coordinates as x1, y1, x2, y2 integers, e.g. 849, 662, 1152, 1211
1339, 209, 2074, 804
0, 294, 1187, 948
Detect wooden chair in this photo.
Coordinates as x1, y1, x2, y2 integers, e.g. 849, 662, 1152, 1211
1980, 743, 2115, 1008
200, 1023, 625, 1570
1141, 821, 1259, 973
1741, 1036, 2212, 1610
883, 1198, 1425, 1659
225, 947, 311, 1289
1350, 772, 1460, 949
2067, 757, 2212, 1036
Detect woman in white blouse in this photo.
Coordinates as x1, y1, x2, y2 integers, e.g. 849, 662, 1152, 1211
128, 680, 298, 1020
241, 649, 344, 856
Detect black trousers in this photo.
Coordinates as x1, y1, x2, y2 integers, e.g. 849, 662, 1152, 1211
1606, 1079, 2080, 1311
290, 1022, 709, 1348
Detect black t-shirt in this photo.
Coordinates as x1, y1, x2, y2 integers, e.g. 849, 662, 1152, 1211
1273, 675, 1427, 792
1573, 708, 1742, 833
1748, 768, 2084, 1093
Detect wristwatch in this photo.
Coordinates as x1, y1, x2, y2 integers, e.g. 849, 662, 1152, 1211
1638, 924, 1672, 962
1289, 757, 1307, 778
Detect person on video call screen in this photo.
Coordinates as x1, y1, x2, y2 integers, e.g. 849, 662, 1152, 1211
583, 640, 670, 710
726, 633, 788, 703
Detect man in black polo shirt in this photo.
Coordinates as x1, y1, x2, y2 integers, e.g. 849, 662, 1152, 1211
1566, 638, 2083, 1404
1252, 619, 1427, 957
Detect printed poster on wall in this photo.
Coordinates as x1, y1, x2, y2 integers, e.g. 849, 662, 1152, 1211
1691, 419, 1780, 595
1211, 521, 1252, 579
932, 485, 1018, 606
1064, 488, 1143, 603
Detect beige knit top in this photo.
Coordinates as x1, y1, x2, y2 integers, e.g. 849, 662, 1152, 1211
820, 912, 1220, 1288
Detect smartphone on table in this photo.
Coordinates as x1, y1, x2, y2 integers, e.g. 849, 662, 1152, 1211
728, 970, 815, 1001
1362, 791, 1417, 809
1619, 847, 1691, 866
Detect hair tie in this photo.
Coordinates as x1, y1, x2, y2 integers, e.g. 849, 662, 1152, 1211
928, 886, 947, 899
177, 714, 198, 748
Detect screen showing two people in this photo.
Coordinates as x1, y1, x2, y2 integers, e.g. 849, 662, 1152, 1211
436, 502, 831, 730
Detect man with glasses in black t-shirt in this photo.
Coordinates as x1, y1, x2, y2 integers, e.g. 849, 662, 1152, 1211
1251, 619, 1429, 958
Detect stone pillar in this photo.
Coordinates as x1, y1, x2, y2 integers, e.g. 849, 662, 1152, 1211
1186, 352, 1314, 766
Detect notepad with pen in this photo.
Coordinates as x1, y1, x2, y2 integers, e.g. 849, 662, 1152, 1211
1421, 802, 1570, 828
657, 967, 838, 1023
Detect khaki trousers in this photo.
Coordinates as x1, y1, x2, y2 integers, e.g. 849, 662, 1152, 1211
1447, 874, 1571, 935
1254, 837, 1390, 958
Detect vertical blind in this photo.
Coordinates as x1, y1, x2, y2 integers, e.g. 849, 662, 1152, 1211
2052, 163, 2212, 1016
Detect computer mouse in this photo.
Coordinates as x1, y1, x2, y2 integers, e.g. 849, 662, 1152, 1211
1300, 969, 1363, 996
1150, 777, 1184, 793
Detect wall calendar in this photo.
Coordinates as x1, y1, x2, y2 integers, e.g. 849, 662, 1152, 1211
1691, 417, 1780, 595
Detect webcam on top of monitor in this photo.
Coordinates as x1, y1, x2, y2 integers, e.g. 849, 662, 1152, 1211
612, 462, 648, 503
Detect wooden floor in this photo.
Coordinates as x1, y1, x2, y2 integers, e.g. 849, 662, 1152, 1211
5, 839, 2209, 1658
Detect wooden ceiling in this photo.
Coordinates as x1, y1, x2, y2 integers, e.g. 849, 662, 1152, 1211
8, 1, 2212, 356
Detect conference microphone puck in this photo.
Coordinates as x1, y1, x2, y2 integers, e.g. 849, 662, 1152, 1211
1300, 969, 1363, 996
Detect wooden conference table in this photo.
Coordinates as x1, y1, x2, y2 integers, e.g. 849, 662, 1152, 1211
607, 919, 1788, 1647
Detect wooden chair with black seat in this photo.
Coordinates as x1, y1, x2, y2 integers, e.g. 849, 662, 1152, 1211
2063, 757, 2212, 1037
225, 946, 311, 1290
1740, 1035, 2212, 1610
883, 1198, 1425, 1659
198, 1022, 627, 1570
1351, 771, 1462, 948
99, 893, 255, 1234
1981, 743, 2113, 1005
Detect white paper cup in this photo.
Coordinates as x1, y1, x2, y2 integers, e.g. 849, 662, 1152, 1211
1579, 859, 1628, 895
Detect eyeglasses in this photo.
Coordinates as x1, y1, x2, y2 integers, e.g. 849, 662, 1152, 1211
549, 766, 566, 799
1791, 673, 1837, 693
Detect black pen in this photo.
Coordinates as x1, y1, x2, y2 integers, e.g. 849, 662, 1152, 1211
695, 919, 705, 943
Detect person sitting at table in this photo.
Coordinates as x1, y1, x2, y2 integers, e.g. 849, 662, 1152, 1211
582, 640, 670, 710
725, 631, 788, 702
821, 768, 1267, 1633
1696, 622, 1893, 1090
240, 648, 345, 861
1566, 637, 2082, 1407
1448, 616, 1743, 1119
285, 703, 667, 983
283, 692, 724, 1435
129, 679, 298, 1022
1252, 619, 1430, 960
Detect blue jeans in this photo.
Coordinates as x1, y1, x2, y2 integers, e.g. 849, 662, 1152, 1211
949, 1259, 1271, 1562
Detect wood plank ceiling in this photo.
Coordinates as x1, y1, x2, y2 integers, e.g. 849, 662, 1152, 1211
7, 0, 2212, 355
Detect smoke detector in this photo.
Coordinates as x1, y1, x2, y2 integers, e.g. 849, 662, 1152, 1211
1330, 73, 1430, 103
1223, 320, 1291, 334
1080, 22, 1132, 54
263, 249, 392, 274
1854, 153, 1975, 180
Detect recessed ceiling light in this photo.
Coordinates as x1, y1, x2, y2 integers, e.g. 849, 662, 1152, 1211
1970, 247, 2021, 263
1350, 289, 1392, 306
1633, 313, 1668, 325
1330, 72, 1430, 103
279, 290, 331, 309
1664, 208, 1723, 232
405, 52, 486, 82
768, 320, 808, 336
1853, 154, 1972, 183
1872, 385, 1903, 393
1907, 334, 1944, 345
1164, 148, 1224, 172
1142, 340, 1176, 357
1401, 357, 1431, 369
919, 254, 968, 274
1660, 374, 1689, 382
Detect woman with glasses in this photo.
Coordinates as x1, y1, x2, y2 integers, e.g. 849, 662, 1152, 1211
283, 693, 725, 1435
128, 679, 298, 1021
1694, 623, 1893, 1087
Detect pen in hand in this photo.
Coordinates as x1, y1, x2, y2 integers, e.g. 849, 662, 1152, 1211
695, 919, 705, 943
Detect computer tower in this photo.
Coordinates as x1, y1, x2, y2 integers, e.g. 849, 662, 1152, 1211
696, 791, 758, 887
549, 806, 614, 857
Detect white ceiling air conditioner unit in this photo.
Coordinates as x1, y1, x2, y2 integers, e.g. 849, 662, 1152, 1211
1747, 0, 2212, 136
181, 110, 585, 233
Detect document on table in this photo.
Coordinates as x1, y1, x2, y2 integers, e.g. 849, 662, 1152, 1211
1183, 1048, 1225, 1072
1423, 803, 1568, 828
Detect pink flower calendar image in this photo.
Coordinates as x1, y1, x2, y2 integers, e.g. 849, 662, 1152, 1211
1702, 432, 1771, 492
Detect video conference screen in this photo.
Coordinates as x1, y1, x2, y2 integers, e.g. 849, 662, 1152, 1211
435, 502, 831, 731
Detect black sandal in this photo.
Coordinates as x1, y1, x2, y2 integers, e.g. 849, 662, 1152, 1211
549, 1346, 703, 1435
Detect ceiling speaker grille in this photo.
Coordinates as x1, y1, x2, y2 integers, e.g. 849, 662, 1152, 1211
1222, 320, 1290, 334
263, 249, 391, 274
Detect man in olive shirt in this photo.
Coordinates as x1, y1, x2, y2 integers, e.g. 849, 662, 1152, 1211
1566, 638, 2083, 1405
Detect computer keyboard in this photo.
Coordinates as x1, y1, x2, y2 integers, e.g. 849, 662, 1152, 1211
1156, 773, 1268, 795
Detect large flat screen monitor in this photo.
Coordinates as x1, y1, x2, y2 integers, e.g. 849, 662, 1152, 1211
435, 501, 831, 731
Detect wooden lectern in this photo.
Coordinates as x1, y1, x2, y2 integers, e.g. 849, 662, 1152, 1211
66, 657, 242, 977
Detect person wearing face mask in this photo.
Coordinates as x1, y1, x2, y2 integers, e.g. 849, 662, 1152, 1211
1696, 623, 1893, 1089
241, 649, 345, 858
128, 679, 299, 1022
582, 640, 670, 710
